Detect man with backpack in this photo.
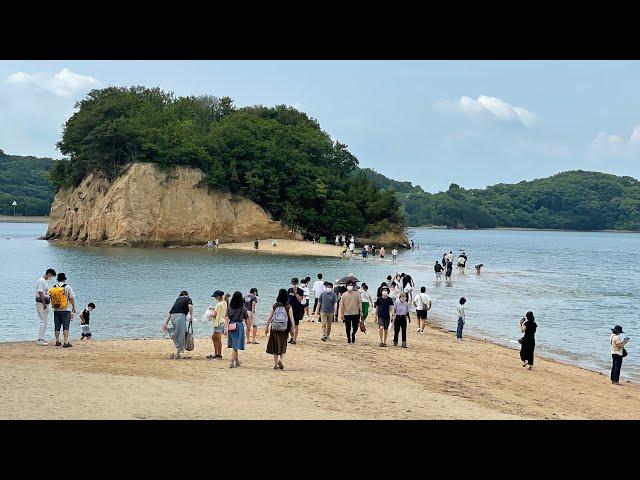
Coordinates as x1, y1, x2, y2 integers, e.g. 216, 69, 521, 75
413, 286, 432, 334
49, 272, 76, 348
35, 268, 56, 346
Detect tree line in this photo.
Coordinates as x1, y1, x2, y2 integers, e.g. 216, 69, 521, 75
0, 149, 56, 216
364, 169, 640, 231
50, 86, 403, 237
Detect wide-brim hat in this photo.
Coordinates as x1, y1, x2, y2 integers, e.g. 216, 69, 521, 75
611, 325, 624, 334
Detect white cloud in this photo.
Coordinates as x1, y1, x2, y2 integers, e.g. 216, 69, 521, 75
437, 95, 537, 127
630, 125, 640, 144
5, 68, 100, 97
593, 131, 623, 144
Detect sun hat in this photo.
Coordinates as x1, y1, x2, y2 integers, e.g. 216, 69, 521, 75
611, 325, 624, 334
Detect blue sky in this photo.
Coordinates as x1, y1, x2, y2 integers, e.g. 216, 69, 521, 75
1, 60, 639, 192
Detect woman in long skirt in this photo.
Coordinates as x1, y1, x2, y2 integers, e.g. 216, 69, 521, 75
519, 311, 537, 370
265, 289, 294, 370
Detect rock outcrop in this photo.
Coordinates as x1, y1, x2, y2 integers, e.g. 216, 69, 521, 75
45, 163, 297, 246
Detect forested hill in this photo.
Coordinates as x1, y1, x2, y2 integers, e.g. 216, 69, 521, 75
0, 149, 56, 216
367, 169, 640, 231
50, 86, 403, 237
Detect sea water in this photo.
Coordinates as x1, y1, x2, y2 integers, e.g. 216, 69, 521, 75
1, 223, 638, 381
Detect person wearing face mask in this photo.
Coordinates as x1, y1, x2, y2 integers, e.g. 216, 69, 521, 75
338, 281, 362, 344
287, 277, 305, 344
79, 302, 96, 340
360, 283, 374, 322
315, 282, 338, 341
375, 287, 394, 347
393, 293, 410, 348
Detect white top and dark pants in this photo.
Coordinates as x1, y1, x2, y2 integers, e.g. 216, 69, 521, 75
611, 334, 624, 383
456, 304, 465, 339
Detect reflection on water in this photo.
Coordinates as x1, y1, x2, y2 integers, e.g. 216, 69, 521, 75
1, 223, 639, 382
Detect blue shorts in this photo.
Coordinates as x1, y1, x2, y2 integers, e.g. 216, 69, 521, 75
54, 311, 71, 331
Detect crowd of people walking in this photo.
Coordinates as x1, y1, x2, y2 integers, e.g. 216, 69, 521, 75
33, 240, 631, 383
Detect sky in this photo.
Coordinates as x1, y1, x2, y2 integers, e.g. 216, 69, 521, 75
1, 60, 639, 193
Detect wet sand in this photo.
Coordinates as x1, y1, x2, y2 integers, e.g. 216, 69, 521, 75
0, 216, 49, 223
1, 318, 638, 420
217, 239, 345, 258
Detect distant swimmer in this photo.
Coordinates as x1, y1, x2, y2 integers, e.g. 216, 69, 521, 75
475, 264, 484, 275
434, 261, 443, 281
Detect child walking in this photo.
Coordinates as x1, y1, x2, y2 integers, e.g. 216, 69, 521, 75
79, 303, 96, 340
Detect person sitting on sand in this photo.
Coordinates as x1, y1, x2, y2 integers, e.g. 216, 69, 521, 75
162, 290, 193, 360
204, 290, 225, 360
519, 311, 537, 370
265, 289, 294, 370
225, 291, 248, 368
375, 287, 394, 347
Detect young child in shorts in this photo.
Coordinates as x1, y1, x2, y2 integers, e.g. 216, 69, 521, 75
80, 303, 96, 340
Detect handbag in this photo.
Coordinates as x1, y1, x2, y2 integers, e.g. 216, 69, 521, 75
623, 348, 628, 358
227, 322, 237, 331
359, 321, 367, 333
185, 320, 195, 351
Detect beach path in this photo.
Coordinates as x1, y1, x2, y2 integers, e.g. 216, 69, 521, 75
1, 320, 639, 420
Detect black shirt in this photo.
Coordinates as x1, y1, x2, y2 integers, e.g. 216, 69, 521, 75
169, 296, 193, 315
376, 296, 395, 320
434, 263, 443, 272
288, 287, 304, 312
80, 309, 91, 325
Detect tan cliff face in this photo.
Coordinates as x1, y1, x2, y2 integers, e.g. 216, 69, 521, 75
46, 163, 297, 246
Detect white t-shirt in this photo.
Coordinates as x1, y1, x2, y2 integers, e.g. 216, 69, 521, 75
349, 242, 355, 251
414, 293, 431, 310
35, 276, 49, 299
611, 334, 624, 355
313, 280, 324, 298
392, 249, 398, 256
456, 304, 465, 320
360, 289, 373, 304
53, 283, 75, 312
301, 286, 309, 305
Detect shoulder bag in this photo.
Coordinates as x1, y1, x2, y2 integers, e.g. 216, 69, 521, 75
185, 320, 195, 351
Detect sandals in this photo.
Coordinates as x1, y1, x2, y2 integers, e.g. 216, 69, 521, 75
277, 360, 284, 370
63, 343, 73, 348
206, 354, 216, 360
55, 341, 62, 347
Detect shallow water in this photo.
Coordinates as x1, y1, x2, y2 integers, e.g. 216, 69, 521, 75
1, 223, 638, 381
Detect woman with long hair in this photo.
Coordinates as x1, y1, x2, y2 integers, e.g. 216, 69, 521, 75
519, 311, 537, 370
265, 289, 294, 369
224, 291, 248, 368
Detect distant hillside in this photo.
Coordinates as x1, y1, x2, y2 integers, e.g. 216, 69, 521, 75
376, 170, 640, 231
0, 149, 57, 216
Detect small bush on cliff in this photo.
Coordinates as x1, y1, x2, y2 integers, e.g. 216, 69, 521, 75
53, 86, 404, 236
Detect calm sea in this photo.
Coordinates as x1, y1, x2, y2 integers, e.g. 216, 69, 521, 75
1, 223, 638, 381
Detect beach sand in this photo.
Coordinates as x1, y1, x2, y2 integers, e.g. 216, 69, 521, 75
0, 215, 49, 223
1, 319, 638, 420
218, 239, 344, 258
